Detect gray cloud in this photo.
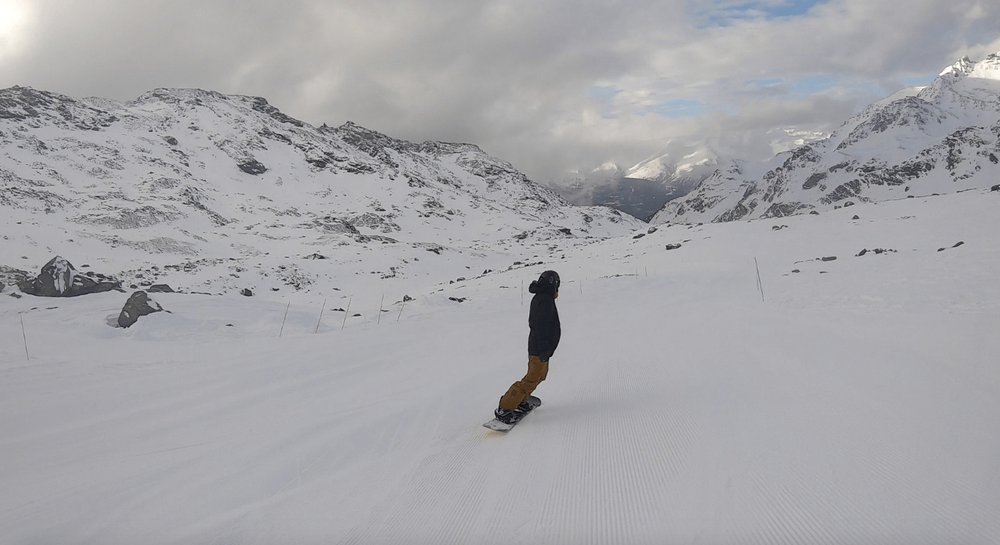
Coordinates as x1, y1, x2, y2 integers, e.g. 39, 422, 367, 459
2, 0, 999, 183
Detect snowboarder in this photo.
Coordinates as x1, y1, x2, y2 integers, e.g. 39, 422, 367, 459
494, 270, 561, 425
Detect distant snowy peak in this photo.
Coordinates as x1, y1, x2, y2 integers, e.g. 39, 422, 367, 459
969, 53, 1000, 79
626, 154, 670, 181
938, 53, 1000, 80
627, 143, 723, 201
921, 53, 1000, 107
939, 56, 977, 78
652, 52, 1000, 225
627, 144, 719, 182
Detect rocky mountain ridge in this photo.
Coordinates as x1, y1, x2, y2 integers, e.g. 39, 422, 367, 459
1, 86, 639, 295
652, 53, 1000, 224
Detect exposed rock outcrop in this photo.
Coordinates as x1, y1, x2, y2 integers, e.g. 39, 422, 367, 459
118, 291, 163, 328
17, 256, 121, 297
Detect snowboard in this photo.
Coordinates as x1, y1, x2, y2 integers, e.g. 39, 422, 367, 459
483, 395, 541, 432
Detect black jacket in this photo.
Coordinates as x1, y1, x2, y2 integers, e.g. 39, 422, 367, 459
527, 280, 560, 360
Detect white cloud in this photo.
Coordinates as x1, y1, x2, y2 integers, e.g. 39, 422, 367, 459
2, 0, 998, 183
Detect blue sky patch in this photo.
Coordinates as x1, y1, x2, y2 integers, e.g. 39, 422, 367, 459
788, 75, 837, 97
647, 99, 706, 119
745, 74, 841, 98
902, 75, 935, 87
692, 0, 828, 27
588, 85, 623, 118
588, 85, 621, 102
746, 77, 786, 89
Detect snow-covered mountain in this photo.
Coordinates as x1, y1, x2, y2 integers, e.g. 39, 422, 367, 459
0, 86, 640, 295
626, 140, 722, 198
553, 143, 728, 221
555, 163, 674, 222
558, 131, 826, 222
553, 162, 627, 206
653, 53, 1000, 224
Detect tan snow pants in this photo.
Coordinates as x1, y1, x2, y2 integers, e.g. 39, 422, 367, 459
499, 355, 548, 411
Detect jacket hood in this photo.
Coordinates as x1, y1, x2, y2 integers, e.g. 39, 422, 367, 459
529, 270, 560, 294
528, 280, 556, 295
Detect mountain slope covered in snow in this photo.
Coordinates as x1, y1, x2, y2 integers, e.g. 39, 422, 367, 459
1, 86, 640, 295
653, 53, 1000, 224
2, 186, 999, 543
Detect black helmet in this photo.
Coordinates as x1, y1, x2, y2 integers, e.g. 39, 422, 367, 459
538, 270, 560, 290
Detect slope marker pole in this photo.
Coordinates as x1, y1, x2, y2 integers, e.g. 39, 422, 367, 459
20, 313, 30, 361
314, 298, 327, 334
341, 297, 352, 330
754, 257, 765, 303
279, 301, 291, 337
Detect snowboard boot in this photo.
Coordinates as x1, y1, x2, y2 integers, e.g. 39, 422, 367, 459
518, 395, 541, 411
495, 406, 518, 425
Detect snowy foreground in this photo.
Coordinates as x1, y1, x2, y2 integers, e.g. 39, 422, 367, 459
3, 190, 1000, 544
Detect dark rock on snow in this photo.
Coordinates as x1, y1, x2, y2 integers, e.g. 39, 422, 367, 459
238, 159, 267, 175
0, 265, 31, 290
148, 284, 175, 293
857, 248, 897, 256
118, 291, 163, 328
939, 241, 965, 251
17, 256, 120, 297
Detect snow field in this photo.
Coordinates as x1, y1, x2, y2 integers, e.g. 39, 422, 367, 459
2, 188, 999, 543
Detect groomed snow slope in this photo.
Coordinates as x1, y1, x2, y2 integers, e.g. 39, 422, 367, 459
2, 189, 999, 544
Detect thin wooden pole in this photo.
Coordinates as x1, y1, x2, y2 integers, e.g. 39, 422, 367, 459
20, 313, 30, 361
377, 294, 385, 325
755, 257, 765, 303
314, 298, 327, 333
341, 297, 352, 330
279, 301, 291, 337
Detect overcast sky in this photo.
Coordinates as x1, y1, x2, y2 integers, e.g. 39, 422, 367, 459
2, 0, 999, 183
